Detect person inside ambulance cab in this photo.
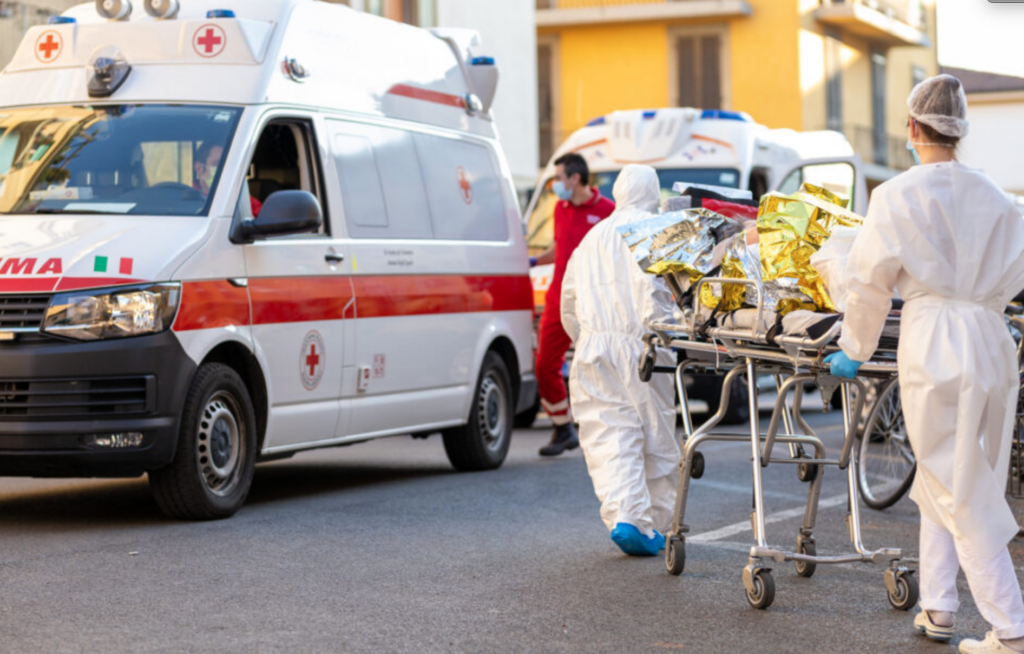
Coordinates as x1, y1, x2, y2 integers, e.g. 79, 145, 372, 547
193, 142, 262, 217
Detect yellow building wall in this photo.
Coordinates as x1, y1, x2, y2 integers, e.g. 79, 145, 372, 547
725, 0, 803, 130
544, 0, 805, 140
545, 21, 671, 140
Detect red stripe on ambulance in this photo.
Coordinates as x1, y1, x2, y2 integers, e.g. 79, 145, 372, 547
174, 275, 533, 331
386, 84, 468, 109
174, 280, 251, 331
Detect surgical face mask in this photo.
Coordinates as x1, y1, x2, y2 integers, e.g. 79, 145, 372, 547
552, 180, 573, 201
906, 139, 921, 166
202, 164, 219, 190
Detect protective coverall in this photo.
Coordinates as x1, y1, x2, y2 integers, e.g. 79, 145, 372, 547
839, 161, 1024, 639
561, 164, 680, 543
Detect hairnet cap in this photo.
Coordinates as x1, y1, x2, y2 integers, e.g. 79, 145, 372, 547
613, 164, 661, 213
907, 74, 969, 138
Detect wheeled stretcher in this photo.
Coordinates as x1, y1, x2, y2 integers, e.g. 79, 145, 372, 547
639, 276, 917, 611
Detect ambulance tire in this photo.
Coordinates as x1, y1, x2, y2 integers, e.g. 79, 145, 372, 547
443, 352, 513, 471
149, 363, 257, 521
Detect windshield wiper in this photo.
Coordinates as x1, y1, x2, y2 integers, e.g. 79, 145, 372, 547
27, 208, 126, 215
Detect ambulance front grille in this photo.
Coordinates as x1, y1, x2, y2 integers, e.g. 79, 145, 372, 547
0, 294, 50, 330
0, 376, 152, 420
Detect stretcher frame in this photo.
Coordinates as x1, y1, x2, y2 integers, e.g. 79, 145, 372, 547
640, 276, 916, 611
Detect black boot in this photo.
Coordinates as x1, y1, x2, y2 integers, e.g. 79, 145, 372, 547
539, 422, 579, 457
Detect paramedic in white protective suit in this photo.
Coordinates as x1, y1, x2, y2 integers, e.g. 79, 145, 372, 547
825, 75, 1024, 654
561, 164, 680, 557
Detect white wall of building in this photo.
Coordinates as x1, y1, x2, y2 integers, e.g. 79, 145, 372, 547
960, 96, 1024, 195
437, 0, 538, 193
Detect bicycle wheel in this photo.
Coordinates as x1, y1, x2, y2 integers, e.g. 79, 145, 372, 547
857, 379, 916, 510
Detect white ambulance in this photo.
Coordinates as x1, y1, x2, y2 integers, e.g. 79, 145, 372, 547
0, 0, 535, 519
524, 108, 866, 421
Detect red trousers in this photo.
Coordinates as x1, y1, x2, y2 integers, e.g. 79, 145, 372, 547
535, 307, 572, 425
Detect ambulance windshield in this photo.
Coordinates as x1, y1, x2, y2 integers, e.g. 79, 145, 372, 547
0, 104, 242, 216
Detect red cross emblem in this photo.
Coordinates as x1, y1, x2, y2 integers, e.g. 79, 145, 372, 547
300, 331, 325, 391
35, 31, 63, 63
193, 24, 227, 58
456, 166, 473, 205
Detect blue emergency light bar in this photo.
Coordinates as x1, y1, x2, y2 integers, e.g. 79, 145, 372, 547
586, 116, 607, 127
48, 16, 76, 24
642, 110, 657, 119
470, 57, 495, 66
206, 9, 236, 18
700, 109, 752, 122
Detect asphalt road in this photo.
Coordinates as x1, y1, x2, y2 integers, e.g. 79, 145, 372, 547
1, 408, 1022, 654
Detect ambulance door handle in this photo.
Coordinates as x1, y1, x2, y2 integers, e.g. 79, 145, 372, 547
325, 252, 345, 264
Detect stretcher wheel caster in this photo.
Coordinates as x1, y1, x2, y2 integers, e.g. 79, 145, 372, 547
797, 462, 818, 483
884, 568, 919, 611
795, 539, 816, 578
744, 568, 775, 610
639, 345, 656, 383
666, 536, 685, 576
690, 452, 705, 479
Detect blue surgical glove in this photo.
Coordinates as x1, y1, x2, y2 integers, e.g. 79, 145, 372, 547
529, 257, 538, 268
824, 351, 863, 379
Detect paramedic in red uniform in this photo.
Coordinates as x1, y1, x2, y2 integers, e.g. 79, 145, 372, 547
532, 153, 615, 456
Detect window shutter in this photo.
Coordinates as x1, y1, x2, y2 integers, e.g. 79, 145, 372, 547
676, 36, 697, 108
700, 35, 722, 109
538, 43, 554, 165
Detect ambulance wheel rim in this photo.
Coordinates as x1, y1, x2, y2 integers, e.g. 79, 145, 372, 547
196, 391, 244, 495
477, 373, 507, 450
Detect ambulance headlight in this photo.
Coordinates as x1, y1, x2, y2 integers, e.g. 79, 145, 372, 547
43, 283, 181, 341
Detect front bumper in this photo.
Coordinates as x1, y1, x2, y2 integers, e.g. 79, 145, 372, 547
0, 331, 195, 477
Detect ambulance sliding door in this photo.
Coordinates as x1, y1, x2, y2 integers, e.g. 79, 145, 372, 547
241, 117, 352, 451
327, 119, 494, 438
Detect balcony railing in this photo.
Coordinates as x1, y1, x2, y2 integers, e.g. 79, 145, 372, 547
843, 124, 915, 172
819, 0, 925, 32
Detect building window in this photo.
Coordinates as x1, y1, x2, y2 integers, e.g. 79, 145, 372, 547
912, 65, 927, 89
671, 27, 728, 110
537, 36, 560, 166
365, 0, 384, 16
401, 0, 435, 26
871, 50, 888, 166
825, 29, 843, 131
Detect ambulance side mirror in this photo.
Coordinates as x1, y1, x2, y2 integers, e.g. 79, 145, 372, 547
231, 190, 322, 243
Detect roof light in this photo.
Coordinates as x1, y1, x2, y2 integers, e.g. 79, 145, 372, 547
642, 110, 657, 120
470, 56, 495, 66
586, 116, 606, 127
96, 0, 133, 20
143, 0, 179, 19
206, 9, 235, 18
87, 46, 132, 98
700, 109, 753, 122
47, 16, 77, 24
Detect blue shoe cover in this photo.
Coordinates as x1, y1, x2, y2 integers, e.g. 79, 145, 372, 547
610, 523, 665, 556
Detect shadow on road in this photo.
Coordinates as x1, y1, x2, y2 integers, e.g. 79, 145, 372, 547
0, 459, 455, 528
245, 460, 454, 507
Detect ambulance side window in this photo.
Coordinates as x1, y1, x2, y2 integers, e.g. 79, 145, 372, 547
245, 119, 328, 237
413, 133, 509, 242
327, 119, 433, 240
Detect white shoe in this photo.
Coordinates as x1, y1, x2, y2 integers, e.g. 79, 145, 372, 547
959, 632, 1018, 654
915, 611, 954, 642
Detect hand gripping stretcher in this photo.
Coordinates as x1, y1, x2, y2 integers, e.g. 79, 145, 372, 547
638, 276, 917, 611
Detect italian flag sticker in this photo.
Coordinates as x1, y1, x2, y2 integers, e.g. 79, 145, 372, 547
93, 256, 133, 275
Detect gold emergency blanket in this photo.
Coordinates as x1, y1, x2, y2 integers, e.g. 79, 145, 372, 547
617, 208, 738, 278
756, 183, 863, 312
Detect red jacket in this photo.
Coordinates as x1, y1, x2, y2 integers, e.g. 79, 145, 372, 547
544, 187, 615, 312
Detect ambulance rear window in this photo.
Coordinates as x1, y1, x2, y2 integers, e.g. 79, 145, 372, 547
0, 104, 242, 216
